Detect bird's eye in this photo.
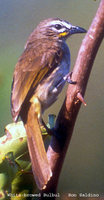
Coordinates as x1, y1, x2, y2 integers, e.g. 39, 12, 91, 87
55, 24, 62, 30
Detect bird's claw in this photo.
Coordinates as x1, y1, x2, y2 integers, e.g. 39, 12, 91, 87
64, 72, 76, 84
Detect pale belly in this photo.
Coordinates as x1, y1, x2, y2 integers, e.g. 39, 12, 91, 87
35, 58, 70, 112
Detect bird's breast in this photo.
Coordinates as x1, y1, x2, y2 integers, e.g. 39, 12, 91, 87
35, 47, 70, 112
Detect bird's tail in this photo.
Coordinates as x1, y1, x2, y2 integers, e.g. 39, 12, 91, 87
24, 97, 52, 190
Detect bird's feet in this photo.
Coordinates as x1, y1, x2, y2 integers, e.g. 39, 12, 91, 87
64, 72, 76, 84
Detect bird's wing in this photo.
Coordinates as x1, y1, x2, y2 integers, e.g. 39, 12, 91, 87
11, 44, 62, 121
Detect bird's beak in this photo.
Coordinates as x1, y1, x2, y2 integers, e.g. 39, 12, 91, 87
69, 25, 87, 35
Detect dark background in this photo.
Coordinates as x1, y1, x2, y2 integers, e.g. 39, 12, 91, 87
0, 0, 104, 196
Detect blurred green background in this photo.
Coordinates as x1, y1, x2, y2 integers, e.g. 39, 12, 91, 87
0, 0, 104, 196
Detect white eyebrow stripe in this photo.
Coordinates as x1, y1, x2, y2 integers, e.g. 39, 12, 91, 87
46, 20, 62, 26
61, 21, 72, 29
46, 20, 72, 29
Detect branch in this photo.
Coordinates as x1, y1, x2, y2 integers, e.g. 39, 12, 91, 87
40, 0, 104, 198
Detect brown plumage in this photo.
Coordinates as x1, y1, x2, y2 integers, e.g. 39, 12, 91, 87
11, 19, 61, 121
11, 18, 86, 189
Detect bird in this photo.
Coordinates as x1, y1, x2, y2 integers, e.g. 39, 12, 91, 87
11, 18, 86, 190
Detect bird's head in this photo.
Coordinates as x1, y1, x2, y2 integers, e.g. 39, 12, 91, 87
36, 18, 86, 41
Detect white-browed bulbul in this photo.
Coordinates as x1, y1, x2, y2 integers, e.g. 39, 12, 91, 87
11, 18, 86, 190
